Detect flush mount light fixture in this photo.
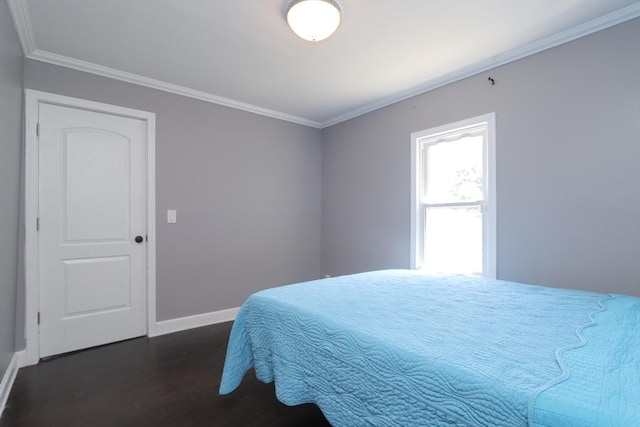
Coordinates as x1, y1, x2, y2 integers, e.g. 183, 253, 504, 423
287, 0, 342, 42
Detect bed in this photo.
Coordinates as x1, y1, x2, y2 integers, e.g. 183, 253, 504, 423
219, 270, 639, 426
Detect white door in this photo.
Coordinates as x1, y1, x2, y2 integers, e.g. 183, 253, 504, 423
38, 103, 148, 358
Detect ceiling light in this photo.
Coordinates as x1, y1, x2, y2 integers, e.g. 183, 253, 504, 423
287, 0, 342, 42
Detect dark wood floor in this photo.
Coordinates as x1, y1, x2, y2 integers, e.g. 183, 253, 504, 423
1, 322, 331, 427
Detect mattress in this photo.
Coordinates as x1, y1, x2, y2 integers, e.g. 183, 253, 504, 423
219, 270, 639, 426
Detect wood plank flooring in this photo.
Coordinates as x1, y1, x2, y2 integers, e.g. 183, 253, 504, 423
1, 322, 331, 427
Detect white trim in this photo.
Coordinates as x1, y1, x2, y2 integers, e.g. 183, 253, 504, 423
320, 3, 640, 128
8, 0, 638, 129
424, 201, 483, 208
0, 353, 20, 416
410, 113, 496, 278
6, 0, 36, 56
146, 116, 158, 338
409, 132, 419, 270
23, 89, 157, 365
27, 50, 322, 129
24, 91, 39, 366
153, 307, 240, 337
485, 113, 497, 279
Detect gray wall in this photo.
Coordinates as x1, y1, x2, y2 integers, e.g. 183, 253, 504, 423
322, 18, 640, 296
22, 60, 323, 335
0, 0, 24, 380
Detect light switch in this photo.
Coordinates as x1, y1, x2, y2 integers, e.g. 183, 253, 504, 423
167, 210, 177, 223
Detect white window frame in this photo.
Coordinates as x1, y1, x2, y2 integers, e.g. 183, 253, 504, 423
410, 113, 496, 278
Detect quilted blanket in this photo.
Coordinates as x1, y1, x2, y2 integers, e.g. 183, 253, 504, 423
219, 270, 639, 426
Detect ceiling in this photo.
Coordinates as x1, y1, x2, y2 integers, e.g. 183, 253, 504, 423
8, 0, 640, 128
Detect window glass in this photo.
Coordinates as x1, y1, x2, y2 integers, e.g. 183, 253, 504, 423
423, 206, 482, 274
424, 135, 483, 204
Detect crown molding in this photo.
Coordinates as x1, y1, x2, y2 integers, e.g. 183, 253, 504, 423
26, 50, 322, 128
7, 0, 639, 130
320, 3, 640, 128
7, 0, 320, 128
7, 0, 36, 55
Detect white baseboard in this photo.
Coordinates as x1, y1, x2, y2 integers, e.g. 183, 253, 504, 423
0, 352, 20, 416
152, 307, 240, 337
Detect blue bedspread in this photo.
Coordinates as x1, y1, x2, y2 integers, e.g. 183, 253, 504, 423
219, 270, 639, 426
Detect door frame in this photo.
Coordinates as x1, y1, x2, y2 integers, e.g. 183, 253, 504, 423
24, 89, 157, 365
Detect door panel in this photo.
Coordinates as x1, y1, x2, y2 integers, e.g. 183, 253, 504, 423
63, 256, 131, 317
39, 103, 147, 358
64, 129, 131, 242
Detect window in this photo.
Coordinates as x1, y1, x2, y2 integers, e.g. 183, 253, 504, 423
411, 113, 496, 278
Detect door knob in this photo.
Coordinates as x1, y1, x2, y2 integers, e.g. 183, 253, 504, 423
135, 235, 144, 243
